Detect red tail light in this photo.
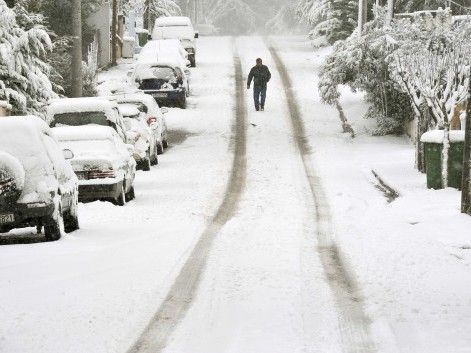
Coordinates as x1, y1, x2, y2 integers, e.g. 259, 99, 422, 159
147, 117, 157, 125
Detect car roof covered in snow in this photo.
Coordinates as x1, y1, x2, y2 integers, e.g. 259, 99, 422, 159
47, 98, 118, 122
155, 16, 193, 27
113, 93, 159, 106
118, 104, 140, 117
138, 41, 186, 67
52, 125, 117, 142
0, 115, 50, 139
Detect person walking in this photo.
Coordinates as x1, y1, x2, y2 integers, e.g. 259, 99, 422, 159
247, 58, 271, 111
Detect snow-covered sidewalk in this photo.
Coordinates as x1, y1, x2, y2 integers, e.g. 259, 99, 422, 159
272, 36, 471, 353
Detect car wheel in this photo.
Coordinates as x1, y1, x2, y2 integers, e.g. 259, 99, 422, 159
180, 96, 187, 109
115, 184, 126, 206
162, 139, 168, 149
142, 150, 151, 171
44, 210, 64, 241
125, 185, 135, 202
157, 142, 164, 155
63, 202, 80, 233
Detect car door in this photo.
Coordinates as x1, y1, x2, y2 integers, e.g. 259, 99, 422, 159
113, 133, 136, 188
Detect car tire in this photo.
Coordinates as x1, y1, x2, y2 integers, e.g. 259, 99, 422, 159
151, 144, 159, 164
157, 142, 164, 155
115, 184, 126, 206
44, 211, 63, 241
180, 96, 187, 109
162, 139, 168, 149
125, 185, 135, 202
142, 150, 151, 171
63, 203, 79, 233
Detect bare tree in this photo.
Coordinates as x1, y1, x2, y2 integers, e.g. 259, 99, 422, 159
71, 0, 82, 97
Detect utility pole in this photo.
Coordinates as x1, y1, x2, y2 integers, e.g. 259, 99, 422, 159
111, 0, 118, 66
358, 0, 367, 34
386, 0, 395, 25
71, 0, 82, 97
461, 70, 471, 215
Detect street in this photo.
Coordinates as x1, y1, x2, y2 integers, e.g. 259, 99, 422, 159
1, 35, 471, 353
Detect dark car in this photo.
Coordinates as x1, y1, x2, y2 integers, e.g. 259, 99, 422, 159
134, 63, 189, 108
0, 116, 79, 241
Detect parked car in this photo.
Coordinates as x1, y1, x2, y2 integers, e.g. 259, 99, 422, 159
0, 116, 79, 241
152, 16, 198, 67
118, 103, 156, 170
141, 39, 191, 68
113, 93, 169, 154
52, 125, 136, 206
134, 60, 190, 108
47, 97, 129, 143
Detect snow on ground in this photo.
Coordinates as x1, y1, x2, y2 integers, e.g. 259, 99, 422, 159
163, 36, 344, 353
0, 36, 235, 353
271, 36, 471, 353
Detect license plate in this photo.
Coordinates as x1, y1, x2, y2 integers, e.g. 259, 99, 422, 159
0, 213, 15, 224
153, 93, 168, 98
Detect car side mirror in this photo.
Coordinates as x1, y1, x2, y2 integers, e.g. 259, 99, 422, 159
63, 149, 74, 160
194, 32, 199, 39
160, 107, 168, 114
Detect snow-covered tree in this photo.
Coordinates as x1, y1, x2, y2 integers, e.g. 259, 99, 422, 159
390, 12, 471, 186
296, 0, 357, 44
205, 0, 258, 34
0, 0, 58, 116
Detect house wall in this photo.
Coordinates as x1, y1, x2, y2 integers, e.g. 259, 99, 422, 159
87, 1, 111, 68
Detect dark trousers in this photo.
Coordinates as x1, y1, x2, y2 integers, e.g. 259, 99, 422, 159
253, 85, 267, 110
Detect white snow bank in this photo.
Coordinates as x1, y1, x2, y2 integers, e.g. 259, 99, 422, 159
420, 130, 465, 143
0, 151, 25, 191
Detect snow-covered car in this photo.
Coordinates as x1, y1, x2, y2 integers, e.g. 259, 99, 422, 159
118, 103, 157, 170
0, 116, 79, 241
152, 16, 198, 67
52, 125, 136, 206
47, 97, 128, 143
113, 93, 169, 154
134, 61, 190, 108
141, 39, 191, 68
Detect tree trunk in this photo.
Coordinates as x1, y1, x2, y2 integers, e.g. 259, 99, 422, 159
416, 107, 429, 173
71, 0, 82, 97
111, 0, 118, 66
462, 77, 471, 214
441, 124, 450, 188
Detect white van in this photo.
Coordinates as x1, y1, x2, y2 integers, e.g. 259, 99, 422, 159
152, 16, 198, 67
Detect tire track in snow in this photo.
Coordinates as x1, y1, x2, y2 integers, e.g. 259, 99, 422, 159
127, 40, 247, 353
267, 43, 377, 353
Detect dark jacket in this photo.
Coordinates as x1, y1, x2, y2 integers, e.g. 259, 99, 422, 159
248, 65, 271, 88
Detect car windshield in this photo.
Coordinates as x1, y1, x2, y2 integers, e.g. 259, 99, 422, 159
152, 67, 176, 80
52, 112, 110, 127
61, 139, 115, 156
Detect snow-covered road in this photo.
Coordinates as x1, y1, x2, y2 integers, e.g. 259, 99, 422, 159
1, 35, 470, 353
